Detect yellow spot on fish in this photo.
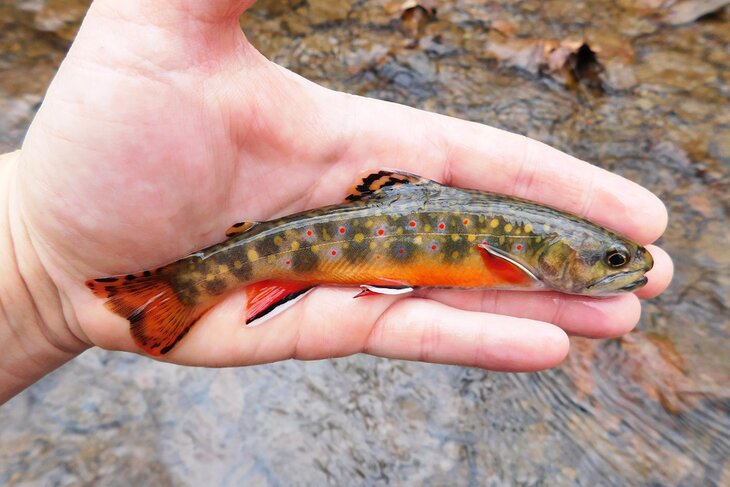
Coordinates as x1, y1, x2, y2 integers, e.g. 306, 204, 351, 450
234, 260, 243, 269
274, 236, 284, 246
192, 271, 202, 280
414, 236, 423, 245
247, 249, 259, 261
365, 220, 374, 228
524, 223, 533, 233
490, 218, 499, 228
206, 273, 215, 282
291, 241, 300, 251
467, 234, 476, 242
369, 241, 378, 250
451, 234, 461, 242
536, 237, 542, 243
452, 251, 460, 259
478, 215, 486, 223
504, 223, 513, 233
499, 236, 505, 245
424, 224, 432, 232
342, 243, 350, 249
218, 265, 229, 274
267, 255, 276, 264
354, 233, 365, 243
396, 227, 404, 235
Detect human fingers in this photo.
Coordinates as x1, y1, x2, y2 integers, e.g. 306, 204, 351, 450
363, 298, 569, 372
338, 94, 667, 245
87, 286, 568, 372
421, 289, 640, 339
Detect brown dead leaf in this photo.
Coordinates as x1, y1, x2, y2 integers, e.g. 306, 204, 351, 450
659, 0, 730, 25
485, 37, 603, 89
398, 1, 438, 47
491, 19, 518, 37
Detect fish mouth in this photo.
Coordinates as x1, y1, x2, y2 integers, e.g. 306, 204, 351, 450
587, 270, 649, 293
618, 275, 648, 292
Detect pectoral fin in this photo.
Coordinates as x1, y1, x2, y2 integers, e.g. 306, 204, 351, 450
476, 243, 542, 286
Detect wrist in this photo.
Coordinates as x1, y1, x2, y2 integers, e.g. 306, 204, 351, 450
0, 150, 87, 405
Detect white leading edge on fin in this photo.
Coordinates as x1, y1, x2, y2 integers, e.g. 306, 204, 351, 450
359, 284, 414, 295
477, 242, 543, 285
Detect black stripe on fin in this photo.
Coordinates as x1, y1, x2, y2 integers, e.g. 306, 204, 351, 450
345, 170, 434, 202
225, 220, 258, 237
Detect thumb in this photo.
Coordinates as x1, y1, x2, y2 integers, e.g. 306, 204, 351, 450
91, 0, 258, 25
71, 1, 262, 67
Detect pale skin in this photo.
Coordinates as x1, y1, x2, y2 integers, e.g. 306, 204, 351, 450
0, 0, 673, 405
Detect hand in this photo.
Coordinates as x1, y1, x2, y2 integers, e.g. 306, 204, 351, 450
5, 0, 672, 384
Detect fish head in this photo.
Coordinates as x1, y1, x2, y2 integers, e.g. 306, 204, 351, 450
535, 231, 653, 296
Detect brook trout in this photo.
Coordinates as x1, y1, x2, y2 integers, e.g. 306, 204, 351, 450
87, 170, 653, 355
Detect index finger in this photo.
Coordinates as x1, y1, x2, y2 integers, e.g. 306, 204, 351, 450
343, 96, 667, 245
437, 119, 667, 245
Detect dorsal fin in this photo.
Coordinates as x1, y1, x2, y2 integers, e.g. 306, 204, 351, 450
345, 170, 436, 202
225, 220, 258, 237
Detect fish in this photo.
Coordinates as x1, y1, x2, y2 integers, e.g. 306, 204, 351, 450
86, 170, 653, 356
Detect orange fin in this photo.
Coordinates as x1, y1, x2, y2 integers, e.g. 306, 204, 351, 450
345, 170, 436, 202
85, 268, 203, 356
476, 243, 541, 286
245, 280, 314, 324
226, 220, 258, 237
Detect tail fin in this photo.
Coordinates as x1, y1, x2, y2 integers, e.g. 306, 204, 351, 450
85, 269, 202, 356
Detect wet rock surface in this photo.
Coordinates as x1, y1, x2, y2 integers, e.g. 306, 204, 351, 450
1, 1, 729, 485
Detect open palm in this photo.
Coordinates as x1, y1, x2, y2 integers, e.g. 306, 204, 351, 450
15, 0, 672, 371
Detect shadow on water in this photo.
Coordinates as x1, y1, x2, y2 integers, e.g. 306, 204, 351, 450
1, 1, 728, 485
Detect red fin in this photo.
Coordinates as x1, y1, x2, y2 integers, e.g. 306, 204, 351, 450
245, 280, 313, 324
225, 220, 258, 237
85, 268, 203, 356
476, 245, 536, 285
345, 170, 436, 202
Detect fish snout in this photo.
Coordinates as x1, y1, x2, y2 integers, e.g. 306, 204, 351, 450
636, 246, 654, 271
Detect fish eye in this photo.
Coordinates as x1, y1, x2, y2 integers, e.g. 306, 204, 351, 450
605, 247, 630, 268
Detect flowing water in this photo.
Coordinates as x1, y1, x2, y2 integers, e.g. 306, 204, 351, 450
1, 1, 729, 485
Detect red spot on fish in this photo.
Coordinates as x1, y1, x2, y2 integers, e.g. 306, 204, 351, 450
331, 249, 337, 256
482, 241, 488, 246
431, 244, 438, 251
408, 220, 417, 227
285, 259, 291, 265
399, 248, 405, 254
438, 223, 445, 230
377, 228, 385, 236
339, 227, 346, 234
515, 244, 523, 251
306, 229, 313, 236
376, 255, 381, 260
463, 219, 470, 225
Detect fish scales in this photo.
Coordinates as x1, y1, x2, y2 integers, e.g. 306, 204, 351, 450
86, 170, 653, 355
